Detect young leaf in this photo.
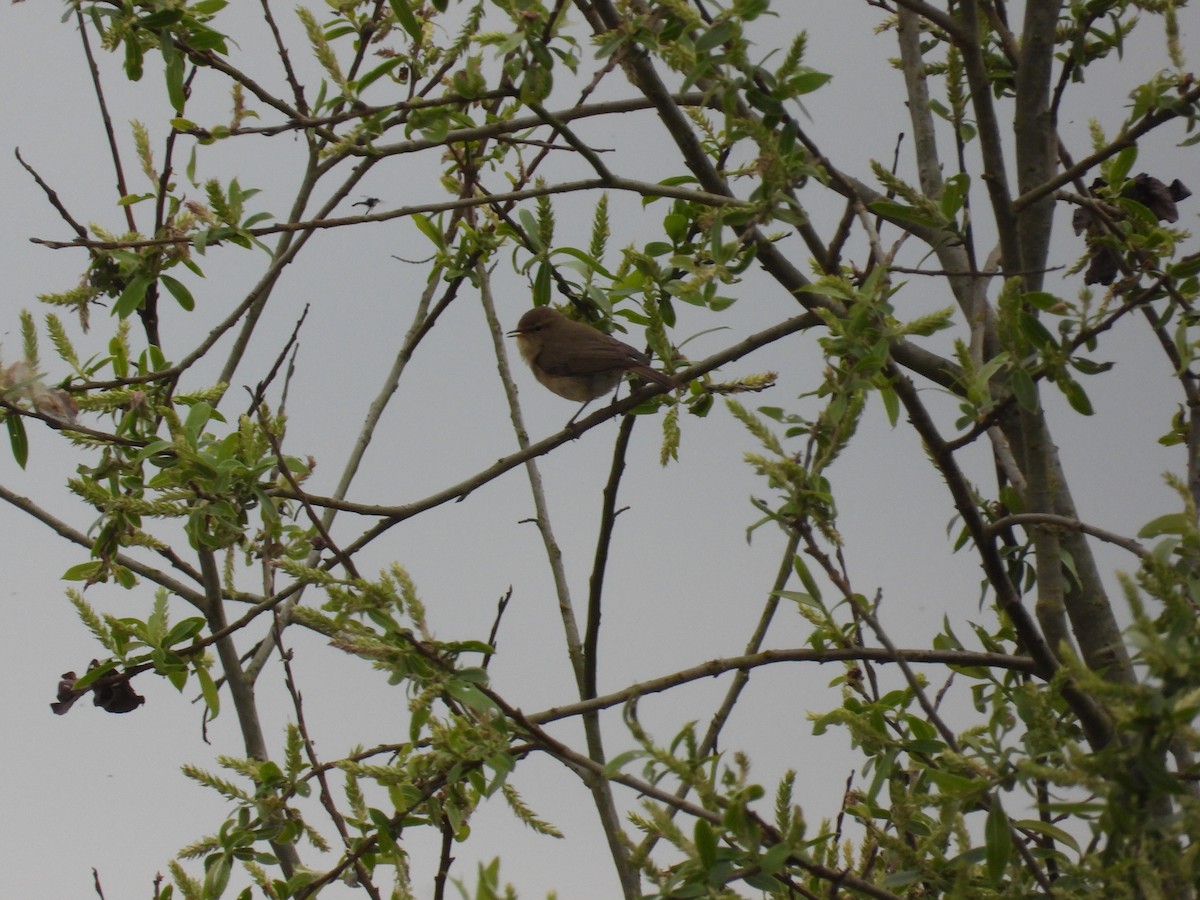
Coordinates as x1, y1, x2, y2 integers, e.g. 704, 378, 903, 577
6, 414, 28, 469
160, 275, 195, 311
113, 276, 153, 319
389, 0, 424, 43
985, 798, 1012, 884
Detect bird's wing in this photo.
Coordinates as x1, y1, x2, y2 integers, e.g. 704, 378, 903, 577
536, 335, 650, 376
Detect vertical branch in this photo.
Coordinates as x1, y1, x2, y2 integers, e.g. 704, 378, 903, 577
949, 0, 1135, 688
74, 7, 135, 233
584, 415, 635, 700
1011, 1, 1135, 686
896, 6, 992, 351
1016, 407, 1072, 657
477, 266, 638, 898
896, 9, 944, 201
886, 364, 1114, 749
197, 547, 300, 877
1012, 0, 1063, 285
956, 0, 1021, 276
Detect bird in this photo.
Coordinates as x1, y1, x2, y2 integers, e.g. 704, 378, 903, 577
508, 307, 682, 423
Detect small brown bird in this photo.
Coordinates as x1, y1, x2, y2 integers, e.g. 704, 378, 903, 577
508, 307, 681, 423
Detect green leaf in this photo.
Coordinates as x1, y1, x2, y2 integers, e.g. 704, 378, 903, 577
551, 246, 617, 280
601, 749, 645, 777
6, 414, 28, 469
258, 760, 284, 787
118, 192, 155, 207
869, 199, 942, 228
113, 275, 153, 319
370, 807, 401, 855
72, 659, 120, 690
1168, 255, 1200, 279
389, 0, 424, 42
165, 617, 205, 645
743, 872, 785, 891
882, 870, 922, 888
204, 853, 232, 899
663, 213, 688, 243
696, 20, 736, 53
1056, 374, 1094, 415
241, 212, 273, 228
1012, 817, 1080, 853
137, 10, 184, 28
519, 209, 543, 253
773, 589, 818, 609
1023, 291, 1060, 311
789, 70, 832, 95
694, 819, 717, 869
1108, 144, 1138, 184
124, 35, 145, 81
533, 262, 551, 307
940, 173, 970, 219
159, 275, 195, 311
161, 32, 186, 113
356, 56, 407, 91
444, 680, 498, 714
925, 768, 979, 797
112, 564, 137, 589
184, 401, 213, 438
1068, 357, 1114, 375
411, 213, 445, 250
753, 844, 788, 880
791, 554, 823, 603
454, 666, 490, 684
186, 25, 229, 55
1138, 512, 1192, 538
878, 383, 900, 426
409, 704, 430, 743
1018, 310, 1057, 351
984, 798, 1011, 884
63, 561, 103, 581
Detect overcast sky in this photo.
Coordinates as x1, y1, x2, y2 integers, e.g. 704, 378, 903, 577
2, 3, 1198, 898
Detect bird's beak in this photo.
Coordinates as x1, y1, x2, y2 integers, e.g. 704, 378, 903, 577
506, 326, 524, 338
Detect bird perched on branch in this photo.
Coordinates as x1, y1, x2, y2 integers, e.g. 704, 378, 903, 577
508, 307, 681, 424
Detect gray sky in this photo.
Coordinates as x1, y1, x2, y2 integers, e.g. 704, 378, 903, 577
2, 3, 1197, 897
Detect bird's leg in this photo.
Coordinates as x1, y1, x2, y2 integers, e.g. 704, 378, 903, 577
566, 398, 594, 427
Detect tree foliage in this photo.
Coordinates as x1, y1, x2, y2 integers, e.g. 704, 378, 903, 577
8, 0, 1200, 897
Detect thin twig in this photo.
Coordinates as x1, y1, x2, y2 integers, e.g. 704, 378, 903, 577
531, 644, 1035, 725
481, 587, 512, 671
584, 415, 636, 700
31, 176, 750, 251
989, 513, 1148, 559
74, 5, 135, 233
14, 149, 88, 240
273, 619, 381, 899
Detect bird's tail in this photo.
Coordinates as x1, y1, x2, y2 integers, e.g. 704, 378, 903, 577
631, 366, 683, 391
